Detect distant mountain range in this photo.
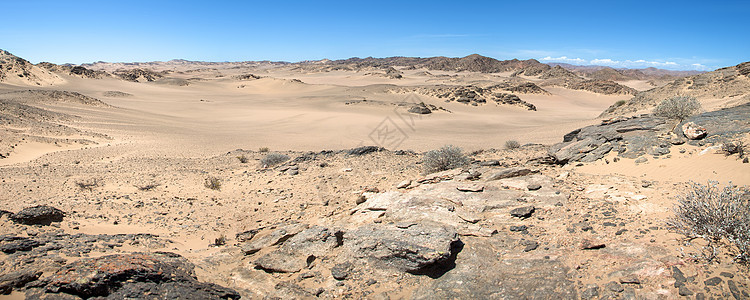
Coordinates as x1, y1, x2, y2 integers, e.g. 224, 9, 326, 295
548, 63, 705, 80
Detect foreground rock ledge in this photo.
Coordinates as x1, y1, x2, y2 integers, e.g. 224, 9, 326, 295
28, 252, 241, 299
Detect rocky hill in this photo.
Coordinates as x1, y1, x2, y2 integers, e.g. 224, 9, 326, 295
602, 61, 750, 116
36, 62, 109, 79
295, 54, 553, 75
0, 49, 63, 86
549, 63, 704, 80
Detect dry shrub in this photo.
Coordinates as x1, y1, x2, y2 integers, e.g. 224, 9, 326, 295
422, 145, 470, 174
667, 181, 750, 263
654, 95, 701, 121
204, 176, 222, 190
505, 140, 521, 149
260, 153, 289, 168
76, 178, 101, 190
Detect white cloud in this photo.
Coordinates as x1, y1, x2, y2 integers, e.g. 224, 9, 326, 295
539, 56, 586, 64
538, 56, 710, 70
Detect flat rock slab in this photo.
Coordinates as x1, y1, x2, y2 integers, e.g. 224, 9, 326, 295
456, 184, 484, 192
484, 167, 532, 181
252, 226, 339, 273
413, 238, 576, 299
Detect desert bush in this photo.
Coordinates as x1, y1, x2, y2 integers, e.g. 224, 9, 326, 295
614, 100, 627, 107
76, 178, 101, 190
258, 147, 270, 153
721, 141, 746, 158
135, 183, 160, 191
213, 234, 226, 246
505, 140, 521, 149
653, 95, 701, 121
236, 155, 249, 163
422, 145, 470, 174
260, 153, 289, 167
667, 181, 750, 262
204, 176, 222, 190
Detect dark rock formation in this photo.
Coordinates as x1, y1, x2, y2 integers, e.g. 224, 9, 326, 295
549, 102, 750, 164
38, 252, 240, 299
568, 80, 637, 95
10, 205, 64, 225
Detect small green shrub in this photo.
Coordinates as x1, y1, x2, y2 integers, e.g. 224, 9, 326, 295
258, 147, 270, 153
422, 145, 470, 174
204, 176, 222, 190
614, 100, 626, 107
236, 155, 249, 163
505, 140, 521, 149
260, 153, 290, 168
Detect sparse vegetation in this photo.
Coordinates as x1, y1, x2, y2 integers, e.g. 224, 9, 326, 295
721, 141, 746, 158
613, 99, 626, 107
214, 234, 226, 246
258, 147, 270, 153
204, 176, 222, 190
422, 145, 470, 174
505, 140, 521, 149
260, 153, 290, 168
76, 178, 101, 190
653, 95, 702, 122
135, 183, 160, 191
236, 155, 249, 163
667, 181, 750, 263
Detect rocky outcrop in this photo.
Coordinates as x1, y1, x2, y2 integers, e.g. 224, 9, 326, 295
36, 252, 240, 299
602, 61, 750, 117
37, 62, 108, 79
0, 49, 63, 85
113, 68, 164, 82
397, 85, 537, 110
490, 81, 551, 95
10, 205, 64, 225
568, 79, 637, 95
407, 102, 432, 114
0, 89, 110, 107
344, 223, 461, 274
549, 102, 750, 164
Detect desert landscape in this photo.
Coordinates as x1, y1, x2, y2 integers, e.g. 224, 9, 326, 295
1, 45, 749, 300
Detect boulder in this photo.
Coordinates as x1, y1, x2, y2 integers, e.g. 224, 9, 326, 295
681, 122, 707, 140
10, 205, 64, 225
510, 206, 535, 219
407, 104, 432, 114
343, 223, 461, 274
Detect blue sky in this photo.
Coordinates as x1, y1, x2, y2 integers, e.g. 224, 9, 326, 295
1, 0, 747, 70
